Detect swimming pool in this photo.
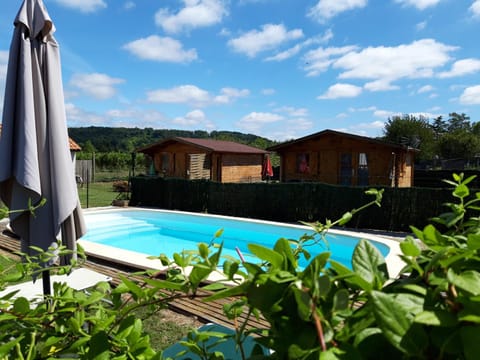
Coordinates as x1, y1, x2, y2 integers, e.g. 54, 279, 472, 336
79, 207, 404, 277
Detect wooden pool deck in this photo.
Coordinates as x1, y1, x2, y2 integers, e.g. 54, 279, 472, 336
0, 223, 268, 332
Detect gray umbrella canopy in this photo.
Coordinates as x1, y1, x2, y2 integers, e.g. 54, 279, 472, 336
0, 0, 85, 266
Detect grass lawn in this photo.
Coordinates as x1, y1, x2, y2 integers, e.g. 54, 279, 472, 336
77, 182, 118, 208
77, 169, 131, 208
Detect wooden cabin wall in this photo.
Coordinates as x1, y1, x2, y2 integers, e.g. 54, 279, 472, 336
220, 154, 263, 183
152, 143, 207, 178
276, 133, 414, 187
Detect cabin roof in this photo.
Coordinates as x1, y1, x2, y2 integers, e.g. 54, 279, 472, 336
267, 129, 418, 152
137, 137, 268, 155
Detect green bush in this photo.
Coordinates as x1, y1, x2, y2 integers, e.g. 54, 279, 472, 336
2, 174, 480, 359
156, 173, 480, 359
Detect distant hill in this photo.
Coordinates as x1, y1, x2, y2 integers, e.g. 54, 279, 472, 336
68, 126, 279, 153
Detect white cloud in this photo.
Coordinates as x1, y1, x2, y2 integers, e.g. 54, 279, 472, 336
123, 35, 197, 63
306, 39, 456, 90
308, 0, 367, 23
470, 0, 480, 17
69, 73, 124, 100
213, 88, 250, 104
261, 88, 275, 95
364, 80, 399, 92
418, 85, 434, 93
52, 0, 106, 13
438, 58, 480, 78
172, 109, 215, 130
146, 85, 249, 106
64, 103, 106, 127
373, 109, 400, 119
335, 39, 455, 80
394, 0, 442, 10
318, 83, 363, 99
303, 45, 358, 76
459, 85, 480, 105
265, 44, 302, 62
265, 29, 334, 62
237, 112, 284, 132
228, 24, 303, 58
155, 0, 228, 34
123, 1, 136, 10
416, 21, 427, 31
147, 85, 210, 105
274, 106, 309, 117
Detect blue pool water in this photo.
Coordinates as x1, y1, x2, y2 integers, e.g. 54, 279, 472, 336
82, 209, 391, 269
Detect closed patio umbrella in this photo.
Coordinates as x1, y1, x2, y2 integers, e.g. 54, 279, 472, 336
262, 155, 274, 179
0, 0, 85, 295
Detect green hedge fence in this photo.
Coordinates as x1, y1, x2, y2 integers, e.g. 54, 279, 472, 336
130, 177, 454, 232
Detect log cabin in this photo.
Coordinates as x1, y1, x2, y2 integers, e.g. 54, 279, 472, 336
137, 137, 269, 183
267, 129, 418, 187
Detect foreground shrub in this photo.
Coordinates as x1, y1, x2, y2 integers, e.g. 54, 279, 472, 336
1, 174, 479, 359
157, 174, 480, 359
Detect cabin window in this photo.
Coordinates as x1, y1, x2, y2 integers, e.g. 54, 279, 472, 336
296, 153, 310, 174
357, 153, 369, 186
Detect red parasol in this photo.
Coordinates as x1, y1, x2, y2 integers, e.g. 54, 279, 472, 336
262, 155, 274, 179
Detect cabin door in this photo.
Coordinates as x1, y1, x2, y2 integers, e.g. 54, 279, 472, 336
339, 153, 353, 185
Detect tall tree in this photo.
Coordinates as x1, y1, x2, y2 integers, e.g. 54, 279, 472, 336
431, 116, 447, 138
447, 112, 471, 132
383, 114, 436, 161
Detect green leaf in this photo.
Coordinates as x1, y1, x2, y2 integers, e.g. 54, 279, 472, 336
118, 276, 143, 299
204, 283, 247, 301
453, 183, 469, 198
400, 237, 421, 257
329, 260, 372, 291
13, 296, 30, 314
0, 337, 23, 358
198, 243, 209, 259
317, 274, 331, 298
142, 278, 186, 291
214, 228, 224, 238
273, 238, 297, 269
173, 253, 186, 267
248, 243, 283, 268
460, 326, 480, 360
333, 289, 349, 312
467, 234, 480, 250
414, 310, 457, 327
292, 287, 311, 321
189, 264, 213, 286
352, 239, 388, 288
0, 205, 9, 220
447, 269, 480, 296
370, 291, 427, 355
117, 315, 136, 340
202, 283, 228, 291
338, 211, 353, 226
88, 331, 111, 359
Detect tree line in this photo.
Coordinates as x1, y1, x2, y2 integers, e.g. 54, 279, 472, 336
70, 112, 479, 171
382, 112, 480, 163
69, 126, 278, 170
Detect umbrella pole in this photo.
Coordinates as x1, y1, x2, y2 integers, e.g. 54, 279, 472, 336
42, 270, 51, 296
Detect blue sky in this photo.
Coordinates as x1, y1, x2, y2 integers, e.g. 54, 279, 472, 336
1, 0, 480, 141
